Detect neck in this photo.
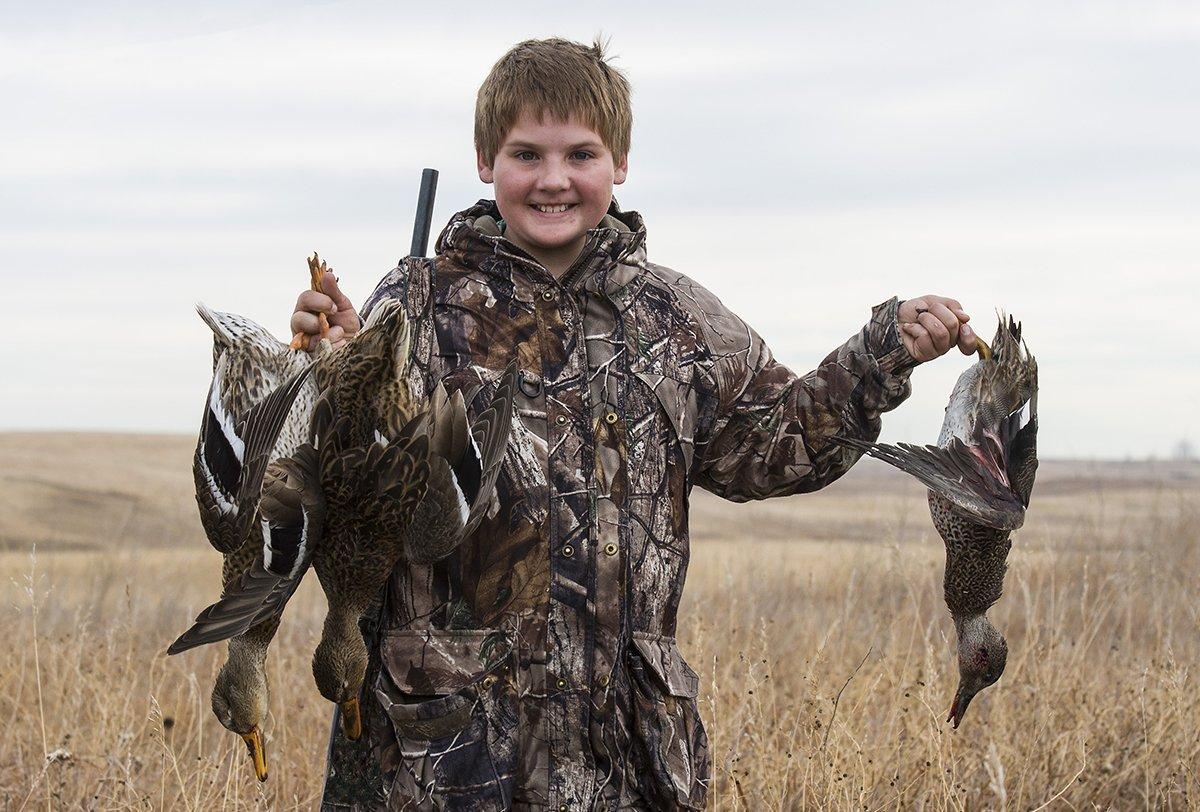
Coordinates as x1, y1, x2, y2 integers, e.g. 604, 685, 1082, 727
953, 613, 992, 646
227, 625, 272, 664
508, 234, 587, 279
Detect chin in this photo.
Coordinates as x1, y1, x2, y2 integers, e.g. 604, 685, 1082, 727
531, 232, 585, 250
516, 224, 587, 250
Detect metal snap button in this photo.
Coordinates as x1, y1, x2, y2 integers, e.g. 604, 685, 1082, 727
604, 411, 618, 424
556, 678, 568, 690
555, 414, 568, 426
604, 542, 618, 556
561, 544, 574, 558
481, 675, 497, 689
541, 288, 555, 302
519, 370, 542, 398
598, 674, 610, 687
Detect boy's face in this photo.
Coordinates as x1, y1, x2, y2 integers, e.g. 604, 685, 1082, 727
478, 110, 627, 272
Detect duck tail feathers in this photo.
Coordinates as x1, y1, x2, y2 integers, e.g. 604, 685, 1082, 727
195, 303, 288, 351
462, 362, 518, 535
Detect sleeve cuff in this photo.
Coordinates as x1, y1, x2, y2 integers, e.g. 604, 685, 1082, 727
868, 297, 920, 375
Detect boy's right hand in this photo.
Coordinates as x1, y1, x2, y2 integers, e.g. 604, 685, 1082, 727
290, 273, 360, 351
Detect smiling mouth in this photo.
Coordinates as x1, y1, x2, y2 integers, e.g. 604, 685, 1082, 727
530, 203, 576, 214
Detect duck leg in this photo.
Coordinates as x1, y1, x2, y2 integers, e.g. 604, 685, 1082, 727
974, 335, 992, 360
289, 253, 333, 350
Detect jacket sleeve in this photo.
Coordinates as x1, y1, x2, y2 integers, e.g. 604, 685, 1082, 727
693, 297, 916, 501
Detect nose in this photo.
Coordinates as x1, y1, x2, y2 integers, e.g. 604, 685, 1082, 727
536, 156, 570, 193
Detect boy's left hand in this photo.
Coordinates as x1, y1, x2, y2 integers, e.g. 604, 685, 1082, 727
898, 296, 977, 362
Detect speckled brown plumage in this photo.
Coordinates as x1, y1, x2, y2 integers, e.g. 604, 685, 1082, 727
173, 303, 319, 781
837, 314, 1038, 728
176, 292, 518, 771
930, 492, 1012, 617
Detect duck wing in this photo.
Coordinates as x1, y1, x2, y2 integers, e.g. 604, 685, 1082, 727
834, 436, 1026, 531
194, 359, 313, 554
403, 362, 518, 563
168, 445, 324, 655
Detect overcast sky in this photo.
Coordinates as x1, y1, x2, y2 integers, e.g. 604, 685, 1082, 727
3, 1, 1197, 459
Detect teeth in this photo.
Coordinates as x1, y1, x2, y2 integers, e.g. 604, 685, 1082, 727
534, 204, 571, 213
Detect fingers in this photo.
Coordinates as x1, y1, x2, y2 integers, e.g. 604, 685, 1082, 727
290, 325, 347, 352
898, 297, 928, 323
901, 322, 937, 361
928, 302, 961, 345
899, 294, 974, 361
290, 309, 327, 337
293, 290, 337, 323
957, 320, 977, 354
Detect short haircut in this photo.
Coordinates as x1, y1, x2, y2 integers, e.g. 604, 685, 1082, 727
475, 37, 632, 166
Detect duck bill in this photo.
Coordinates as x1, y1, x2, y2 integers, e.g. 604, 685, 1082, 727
947, 683, 977, 730
240, 728, 269, 782
339, 697, 362, 741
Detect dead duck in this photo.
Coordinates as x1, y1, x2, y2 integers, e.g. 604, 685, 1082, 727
836, 314, 1037, 727
172, 298, 517, 747
171, 303, 317, 780
309, 298, 517, 739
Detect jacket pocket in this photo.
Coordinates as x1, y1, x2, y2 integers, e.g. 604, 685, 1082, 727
375, 628, 515, 810
627, 632, 710, 810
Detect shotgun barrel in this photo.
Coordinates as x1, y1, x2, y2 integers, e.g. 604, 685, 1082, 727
409, 168, 439, 258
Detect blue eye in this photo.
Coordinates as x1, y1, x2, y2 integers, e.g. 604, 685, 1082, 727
516, 151, 537, 161
572, 151, 594, 161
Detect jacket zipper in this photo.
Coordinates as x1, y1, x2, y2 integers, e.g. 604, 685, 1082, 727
558, 236, 598, 291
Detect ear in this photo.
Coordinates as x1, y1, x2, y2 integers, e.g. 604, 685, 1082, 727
613, 152, 628, 185
476, 149, 494, 184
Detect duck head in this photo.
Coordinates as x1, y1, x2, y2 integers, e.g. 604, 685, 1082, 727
948, 614, 1008, 728
211, 652, 270, 781
312, 611, 369, 741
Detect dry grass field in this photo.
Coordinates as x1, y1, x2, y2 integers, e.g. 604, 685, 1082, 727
1, 431, 1197, 810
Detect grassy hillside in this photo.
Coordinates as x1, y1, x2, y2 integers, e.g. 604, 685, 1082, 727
0, 433, 1197, 809
3, 430, 1194, 551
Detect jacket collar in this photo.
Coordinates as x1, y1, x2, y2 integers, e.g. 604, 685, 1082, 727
435, 198, 647, 283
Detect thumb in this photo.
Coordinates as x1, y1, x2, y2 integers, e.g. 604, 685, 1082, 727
321, 273, 354, 310
321, 273, 360, 331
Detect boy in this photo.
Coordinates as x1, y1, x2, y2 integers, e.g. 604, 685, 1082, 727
292, 38, 976, 812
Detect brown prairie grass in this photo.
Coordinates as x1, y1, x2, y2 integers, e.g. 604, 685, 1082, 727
0, 433, 1197, 810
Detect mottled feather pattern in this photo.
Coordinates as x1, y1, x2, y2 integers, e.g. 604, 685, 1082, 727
832, 314, 1037, 726
836, 436, 1026, 532
192, 307, 314, 556
400, 363, 517, 564
173, 305, 317, 653
175, 295, 520, 758
463, 362, 518, 532
930, 492, 1011, 616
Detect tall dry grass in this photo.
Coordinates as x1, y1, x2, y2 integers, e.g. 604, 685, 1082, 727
0, 450, 1197, 809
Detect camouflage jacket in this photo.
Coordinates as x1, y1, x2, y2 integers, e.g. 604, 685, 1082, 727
320, 200, 916, 811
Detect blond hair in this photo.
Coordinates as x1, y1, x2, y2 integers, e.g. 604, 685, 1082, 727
475, 37, 632, 166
